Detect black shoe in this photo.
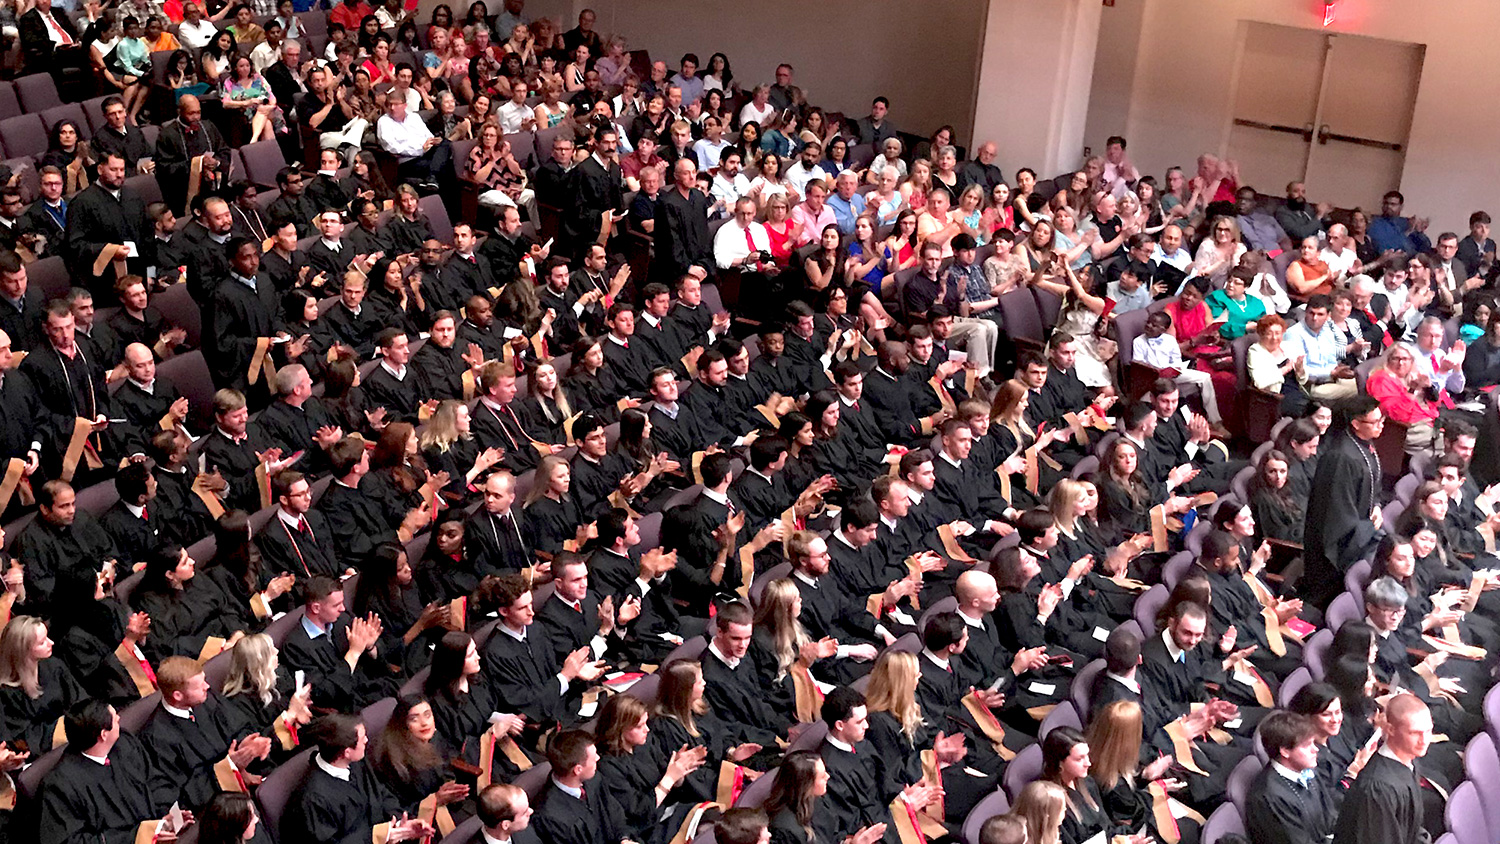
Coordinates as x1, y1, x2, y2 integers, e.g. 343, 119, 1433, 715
418, 181, 440, 193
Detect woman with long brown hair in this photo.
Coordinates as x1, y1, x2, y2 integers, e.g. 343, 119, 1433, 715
521, 454, 583, 556
366, 421, 446, 521
371, 693, 471, 815
1041, 727, 1150, 844
648, 660, 762, 805
594, 693, 708, 839
0, 615, 87, 754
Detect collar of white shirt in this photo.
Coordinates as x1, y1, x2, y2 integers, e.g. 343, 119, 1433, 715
708, 640, 739, 669
315, 754, 352, 781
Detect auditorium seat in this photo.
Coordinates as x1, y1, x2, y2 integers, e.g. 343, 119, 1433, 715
1464, 733, 1500, 839
1039, 701, 1081, 739
257, 746, 315, 844
960, 787, 1010, 844
125, 172, 164, 208
1303, 628, 1333, 680
512, 761, 553, 800
264, 607, 307, 647
997, 288, 1046, 355
73, 479, 118, 516
156, 350, 217, 431
1069, 658, 1106, 724
120, 691, 162, 733
1446, 782, 1487, 844
1200, 802, 1244, 844
507, 129, 536, 171
420, 194, 454, 244
1324, 592, 1361, 633
1132, 584, 1168, 635
749, 561, 791, 606
239, 140, 289, 188
1278, 666, 1312, 708
0, 114, 47, 159
916, 595, 958, 634
15, 73, 63, 113
1225, 754, 1261, 813
0, 82, 20, 121
153, 282, 203, 348
79, 95, 113, 135
1000, 743, 1042, 802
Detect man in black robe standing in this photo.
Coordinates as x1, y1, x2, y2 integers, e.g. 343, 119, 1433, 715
205, 238, 298, 400
563, 125, 625, 259
1303, 396, 1385, 607
155, 95, 230, 216
63, 152, 151, 300
19, 300, 119, 478
652, 158, 712, 283
1332, 693, 1433, 844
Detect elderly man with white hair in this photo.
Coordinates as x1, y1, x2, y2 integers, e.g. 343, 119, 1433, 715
1320, 223, 1361, 282
825, 170, 867, 235
1412, 315, 1466, 398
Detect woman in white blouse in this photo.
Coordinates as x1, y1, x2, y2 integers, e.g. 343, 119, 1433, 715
1247, 313, 1307, 396
1192, 215, 1247, 288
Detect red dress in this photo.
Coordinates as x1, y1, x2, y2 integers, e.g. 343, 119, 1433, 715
1167, 300, 1236, 424
764, 220, 794, 266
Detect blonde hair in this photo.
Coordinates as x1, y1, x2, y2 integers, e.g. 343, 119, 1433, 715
864, 651, 922, 740
418, 400, 470, 454
528, 363, 574, 421
523, 454, 570, 508
0, 616, 45, 698
1085, 700, 1145, 790
222, 633, 280, 706
1048, 479, 1085, 534
752, 579, 808, 679
1012, 781, 1066, 844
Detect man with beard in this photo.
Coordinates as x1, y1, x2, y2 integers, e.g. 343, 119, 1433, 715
63, 152, 151, 298
154, 95, 229, 215
1275, 180, 1326, 245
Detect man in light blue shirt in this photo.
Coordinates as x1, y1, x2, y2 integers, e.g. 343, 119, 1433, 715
669, 54, 703, 106
1282, 293, 1358, 400
1236, 187, 1291, 253
825, 171, 867, 235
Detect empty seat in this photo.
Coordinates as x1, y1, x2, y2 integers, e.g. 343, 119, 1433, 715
155, 350, 216, 431
15, 74, 63, 113
125, 172, 163, 207
26, 255, 71, 300
153, 282, 203, 348
419, 193, 453, 243
239, 139, 289, 187
0, 82, 21, 121
0, 114, 48, 159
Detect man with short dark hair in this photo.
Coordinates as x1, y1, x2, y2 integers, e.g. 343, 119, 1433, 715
484, 574, 607, 728
563, 126, 626, 258
205, 237, 291, 397
534, 729, 618, 844
37, 701, 174, 844
12, 479, 118, 616
317, 435, 431, 569
855, 96, 896, 146
1247, 711, 1335, 844
257, 469, 344, 581
64, 151, 152, 297
269, 165, 319, 238
287, 714, 434, 844
19, 299, 121, 474
360, 328, 422, 422
701, 601, 791, 743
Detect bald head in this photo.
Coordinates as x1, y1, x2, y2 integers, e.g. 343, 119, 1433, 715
124, 342, 155, 382
1384, 693, 1432, 763
955, 570, 999, 613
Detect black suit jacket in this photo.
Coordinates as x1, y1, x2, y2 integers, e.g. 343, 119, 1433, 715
19, 7, 80, 72
1246, 763, 1337, 844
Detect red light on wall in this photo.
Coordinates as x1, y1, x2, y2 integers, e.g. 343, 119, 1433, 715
1322, 0, 1338, 26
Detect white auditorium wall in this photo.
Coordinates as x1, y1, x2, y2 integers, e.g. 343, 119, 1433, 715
1086, 0, 1500, 233
416, 0, 989, 143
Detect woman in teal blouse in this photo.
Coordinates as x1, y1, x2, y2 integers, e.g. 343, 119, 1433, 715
1206, 270, 1267, 339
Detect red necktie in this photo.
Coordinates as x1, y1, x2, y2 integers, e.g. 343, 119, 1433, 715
140, 507, 148, 520
573, 602, 582, 613
138, 652, 157, 687
299, 518, 311, 537
45, 13, 72, 46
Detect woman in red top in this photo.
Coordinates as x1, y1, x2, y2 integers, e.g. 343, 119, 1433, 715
883, 209, 919, 274
361, 35, 395, 85
1364, 343, 1438, 454
1166, 277, 1237, 424
762, 194, 795, 267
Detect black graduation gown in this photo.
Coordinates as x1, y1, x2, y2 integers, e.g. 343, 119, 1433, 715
56, 597, 142, 707
137, 693, 248, 811
1330, 753, 1431, 844
279, 611, 395, 712
596, 748, 663, 842
411, 340, 468, 402
416, 547, 481, 604
651, 187, 712, 283
533, 780, 623, 844
254, 398, 341, 478
1058, 779, 1134, 844
463, 509, 536, 576
768, 807, 812, 844
98, 500, 163, 567
322, 301, 384, 359
662, 492, 743, 612
206, 273, 282, 393
360, 362, 424, 424
472, 399, 543, 475
284, 759, 406, 844
1304, 431, 1381, 607
62, 182, 151, 297
481, 624, 580, 727
571, 451, 633, 520
13, 513, 119, 617
817, 739, 893, 844
1246, 764, 1337, 844
701, 646, 789, 745
37, 734, 168, 844
314, 479, 401, 571
112, 376, 184, 459
422, 438, 483, 502
256, 510, 344, 581
0, 658, 87, 755
523, 493, 585, 557
152, 465, 218, 548
131, 578, 242, 664
19, 340, 120, 469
